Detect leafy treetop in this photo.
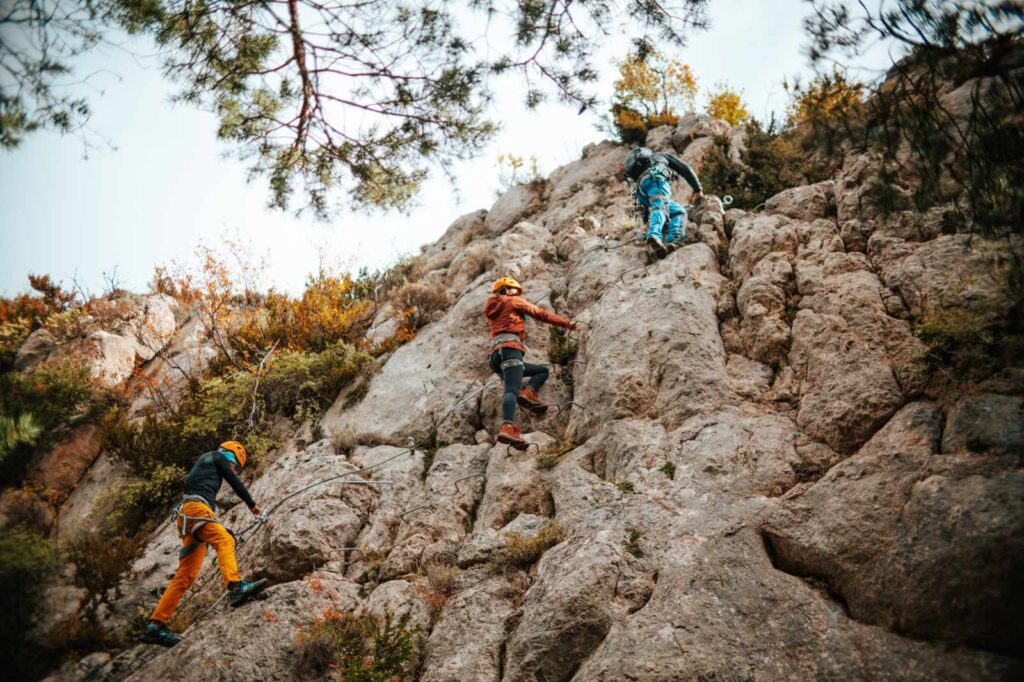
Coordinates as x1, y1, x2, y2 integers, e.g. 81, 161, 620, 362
2, 1, 710, 217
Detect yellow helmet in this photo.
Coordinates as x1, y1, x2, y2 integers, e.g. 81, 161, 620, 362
220, 441, 248, 469
492, 276, 523, 294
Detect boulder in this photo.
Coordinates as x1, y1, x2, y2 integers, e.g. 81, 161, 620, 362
943, 393, 1024, 457
876, 234, 1019, 325
503, 532, 655, 682
420, 574, 517, 682
670, 113, 732, 149
576, 530, 1018, 680
484, 183, 544, 235
763, 415, 1024, 655
13, 327, 56, 370
765, 181, 836, 222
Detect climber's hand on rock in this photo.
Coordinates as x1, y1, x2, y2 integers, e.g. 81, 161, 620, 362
692, 191, 703, 204
250, 505, 262, 517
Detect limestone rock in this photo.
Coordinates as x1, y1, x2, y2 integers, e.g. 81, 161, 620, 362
421, 574, 517, 682
138, 572, 362, 681
876, 234, 1019, 325
943, 393, 1024, 457
44, 120, 1024, 682
503, 532, 655, 681
763, 426, 1024, 655
567, 243, 730, 440
13, 327, 56, 370
576, 530, 1018, 681
644, 124, 674, 151
670, 113, 732, 149
765, 181, 836, 222
54, 453, 133, 538
25, 425, 103, 507
485, 183, 544, 235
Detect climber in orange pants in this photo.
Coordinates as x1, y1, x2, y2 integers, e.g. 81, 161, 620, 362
140, 441, 266, 647
484, 277, 576, 450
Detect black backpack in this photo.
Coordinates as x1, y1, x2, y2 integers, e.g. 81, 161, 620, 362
625, 147, 681, 182
623, 147, 654, 181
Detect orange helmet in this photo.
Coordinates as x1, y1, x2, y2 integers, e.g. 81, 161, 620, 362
492, 276, 523, 294
220, 441, 248, 469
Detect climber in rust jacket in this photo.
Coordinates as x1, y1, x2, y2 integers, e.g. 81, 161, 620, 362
484, 276, 575, 449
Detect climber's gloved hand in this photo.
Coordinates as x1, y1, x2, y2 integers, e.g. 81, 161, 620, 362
691, 190, 704, 205
249, 505, 262, 517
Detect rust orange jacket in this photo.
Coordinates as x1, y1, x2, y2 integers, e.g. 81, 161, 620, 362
484, 293, 572, 354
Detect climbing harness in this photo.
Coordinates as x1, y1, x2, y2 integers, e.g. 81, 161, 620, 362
489, 332, 522, 349
174, 495, 219, 536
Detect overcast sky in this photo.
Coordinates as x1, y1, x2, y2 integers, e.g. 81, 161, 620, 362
0, 0, 894, 297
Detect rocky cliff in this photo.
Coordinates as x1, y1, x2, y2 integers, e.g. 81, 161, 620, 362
27, 111, 1024, 681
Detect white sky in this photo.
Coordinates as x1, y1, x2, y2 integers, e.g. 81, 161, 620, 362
0, 0, 894, 297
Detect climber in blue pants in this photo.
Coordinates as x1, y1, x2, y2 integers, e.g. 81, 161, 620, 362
622, 147, 704, 258
639, 172, 689, 248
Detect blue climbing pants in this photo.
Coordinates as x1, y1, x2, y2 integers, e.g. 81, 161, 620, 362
638, 174, 687, 243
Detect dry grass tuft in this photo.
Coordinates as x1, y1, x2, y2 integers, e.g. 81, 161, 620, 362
500, 522, 566, 567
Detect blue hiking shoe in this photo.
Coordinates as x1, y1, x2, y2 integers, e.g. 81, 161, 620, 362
228, 578, 268, 607
139, 622, 181, 647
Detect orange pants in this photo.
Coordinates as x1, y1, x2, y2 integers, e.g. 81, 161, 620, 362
150, 501, 241, 624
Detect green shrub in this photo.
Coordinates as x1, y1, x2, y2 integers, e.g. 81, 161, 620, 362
699, 120, 815, 209
0, 360, 95, 432
547, 327, 578, 366
616, 481, 635, 494
914, 305, 998, 384
260, 343, 373, 422
0, 361, 99, 486
62, 531, 140, 624
107, 464, 187, 531
658, 461, 676, 479
534, 454, 560, 471
0, 413, 42, 462
624, 528, 644, 558
0, 526, 60, 679
293, 608, 416, 681
0, 322, 30, 370
535, 440, 576, 471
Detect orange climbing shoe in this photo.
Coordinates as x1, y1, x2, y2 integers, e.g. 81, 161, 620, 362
517, 387, 548, 414
497, 422, 529, 450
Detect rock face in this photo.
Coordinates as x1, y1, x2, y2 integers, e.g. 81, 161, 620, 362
17, 293, 181, 388
38, 116, 1023, 681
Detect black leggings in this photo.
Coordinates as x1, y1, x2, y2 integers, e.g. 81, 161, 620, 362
489, 347, 549, 422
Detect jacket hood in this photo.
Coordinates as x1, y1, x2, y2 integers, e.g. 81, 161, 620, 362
484, 295, 505, 320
